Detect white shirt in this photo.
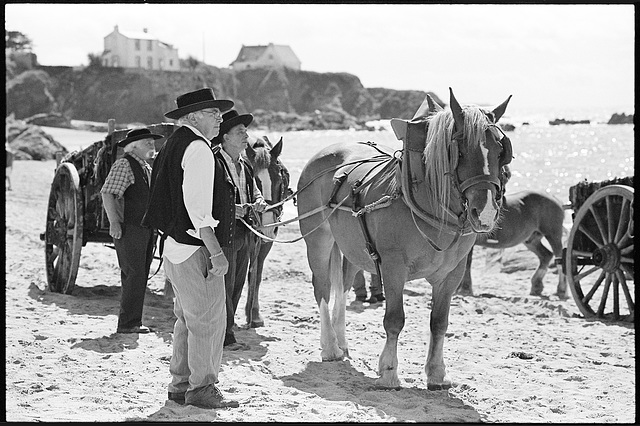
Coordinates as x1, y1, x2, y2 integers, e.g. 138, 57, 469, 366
163, 124, 219, 264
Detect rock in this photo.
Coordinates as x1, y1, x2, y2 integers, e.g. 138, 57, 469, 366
6, 69, 57, 119
5, 116, 68, 161
24, 112, 73, 128
607, 112, 633, 124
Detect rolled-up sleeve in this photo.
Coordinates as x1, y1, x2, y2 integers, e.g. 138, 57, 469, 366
181, 139, 219, 239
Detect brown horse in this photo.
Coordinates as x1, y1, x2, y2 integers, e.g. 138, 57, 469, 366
297, 88, 512, 390
243, 136, 292, 328
458, 184, 567, 298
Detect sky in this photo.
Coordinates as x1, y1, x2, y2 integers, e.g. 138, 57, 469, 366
5, 3, 635, 113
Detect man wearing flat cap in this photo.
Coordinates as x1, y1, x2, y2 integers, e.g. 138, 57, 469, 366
141, 88, 239, 409
212, 110, 267, 350
101, 127, 161, 334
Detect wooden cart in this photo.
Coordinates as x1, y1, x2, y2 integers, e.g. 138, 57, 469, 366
562, 176, 634, 322
39, 120, 177, 294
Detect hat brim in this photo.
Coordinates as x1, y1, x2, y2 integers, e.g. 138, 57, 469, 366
220, 114, 254, 135
164, 99, 235, 119
118, 133, 164, 147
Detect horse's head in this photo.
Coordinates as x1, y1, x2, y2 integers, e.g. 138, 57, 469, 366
244, 136, 292, 240
448, 88, 512, 232
391, 89, 512, 234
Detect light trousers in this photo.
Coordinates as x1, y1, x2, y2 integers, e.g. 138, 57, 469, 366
164, 246, 226, 395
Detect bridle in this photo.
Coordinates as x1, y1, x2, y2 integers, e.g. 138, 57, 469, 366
449, 121, 513, 212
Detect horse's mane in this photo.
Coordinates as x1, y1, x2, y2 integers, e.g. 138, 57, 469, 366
423, 106, 491, 223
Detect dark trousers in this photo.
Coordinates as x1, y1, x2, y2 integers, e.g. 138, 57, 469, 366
113, 224, 154, 329
221, 223, 251, 345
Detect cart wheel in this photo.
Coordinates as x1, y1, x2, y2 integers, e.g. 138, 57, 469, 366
44, 163, 84, 294
566, 185, 634, 322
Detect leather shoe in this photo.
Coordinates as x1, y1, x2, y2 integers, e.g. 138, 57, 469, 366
117, 325, 151, 334
168, 391, 185, 405
224, 342, 250, 351
185, 384, 239, 409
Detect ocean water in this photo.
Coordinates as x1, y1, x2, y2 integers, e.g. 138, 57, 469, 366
42, 111, 634, 209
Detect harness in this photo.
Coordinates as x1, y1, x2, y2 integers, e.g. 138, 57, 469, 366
239, 119, 513, 290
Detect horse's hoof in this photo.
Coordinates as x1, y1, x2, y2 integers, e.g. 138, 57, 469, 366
374, 379, 402, 390
427, 381, 454, 391
249, 320, 264, 328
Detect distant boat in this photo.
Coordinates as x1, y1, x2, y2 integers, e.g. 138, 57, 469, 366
549, 118, 590, 125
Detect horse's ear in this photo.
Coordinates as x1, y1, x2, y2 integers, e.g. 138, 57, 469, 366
412, 94, 443, 120
391, 118, 408, 141
491, 95, 512, 123
271, 137, 283, 158
245, 143, 256, 161
449, 87, 464, 132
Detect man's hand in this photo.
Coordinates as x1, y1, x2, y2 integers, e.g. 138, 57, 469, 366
252, 199, 268, 213
209, 252, 229, 276
109, 222, 123, 239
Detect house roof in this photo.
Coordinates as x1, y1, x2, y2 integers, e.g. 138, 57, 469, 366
118, 29, 157, 41
231, 43, 300, 65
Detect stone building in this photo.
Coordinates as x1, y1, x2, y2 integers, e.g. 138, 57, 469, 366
230, 43, 301, 71
102, 26, 180, 71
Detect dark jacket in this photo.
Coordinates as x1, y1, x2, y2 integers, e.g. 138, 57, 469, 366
122, 154, 150, 227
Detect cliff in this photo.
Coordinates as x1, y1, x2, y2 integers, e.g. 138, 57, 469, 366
5, 62, 444, 130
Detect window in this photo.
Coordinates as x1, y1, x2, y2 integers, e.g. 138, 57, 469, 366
158, 58, 163, 70
169, 59, 173, 67
147, 40, 152, 51
136, 56, 141, 67
147, 57, 153, 69
135, 40, 140, 51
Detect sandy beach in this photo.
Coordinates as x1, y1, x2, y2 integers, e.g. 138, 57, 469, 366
5, 158, 635, 422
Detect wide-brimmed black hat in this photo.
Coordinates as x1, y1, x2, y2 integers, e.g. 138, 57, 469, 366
118, 128, 164, 148
164, 88, 234, 119
211, 110, 254, 145
221, 110, 253, 135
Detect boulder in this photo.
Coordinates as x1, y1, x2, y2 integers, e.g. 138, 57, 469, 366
6, 69, 58, 119
607, 113, 633, 124
6, 116, 68, 161
24, 112, 73, 128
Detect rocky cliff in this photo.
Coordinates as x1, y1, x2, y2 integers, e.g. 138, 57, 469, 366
6, 61, 444, 130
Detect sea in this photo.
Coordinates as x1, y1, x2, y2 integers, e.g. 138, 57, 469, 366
41, 105, 634, 218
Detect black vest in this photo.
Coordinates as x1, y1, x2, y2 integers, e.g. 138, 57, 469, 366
122, 154, 150, 227
212, 150, 257, 244
142, 126, 238, 248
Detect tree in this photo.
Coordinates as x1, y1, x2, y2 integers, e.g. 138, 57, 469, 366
87, 53, 103, 68
184, 55, 200, 71
5, 30, 33, 52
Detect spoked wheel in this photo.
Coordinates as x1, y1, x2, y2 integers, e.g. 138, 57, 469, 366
566, 185, 634, 323
44, 163, 84, 294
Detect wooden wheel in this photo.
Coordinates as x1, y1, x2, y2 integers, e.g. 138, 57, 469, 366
44, 163, 84, 294
566, 185, 634, 322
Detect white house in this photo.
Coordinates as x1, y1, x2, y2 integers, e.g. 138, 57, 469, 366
102, 26, 180, 71
230, 43, 301, 71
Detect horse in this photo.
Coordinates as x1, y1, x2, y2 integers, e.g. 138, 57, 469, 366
243, 135, 292, 328
297, 88, 512, 390
458, 184, 567, 298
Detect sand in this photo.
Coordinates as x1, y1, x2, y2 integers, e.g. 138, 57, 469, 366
5, 159, 635, 422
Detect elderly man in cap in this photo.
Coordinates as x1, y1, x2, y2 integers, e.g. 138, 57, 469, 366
142, 88, 239, 409
101, 128, 162, 334
212, 110, 267, 350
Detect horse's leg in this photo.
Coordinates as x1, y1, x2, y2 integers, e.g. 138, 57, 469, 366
456, 248, 474, 296
246, 239, 272, 327
376, 252, 407, 389
426, 258, 466, 390
545, 229, 568, 299
332, 257, 358, 357
523, 232, 553, 296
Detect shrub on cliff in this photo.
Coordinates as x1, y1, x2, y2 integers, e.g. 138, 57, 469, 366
6, 70, 57, 119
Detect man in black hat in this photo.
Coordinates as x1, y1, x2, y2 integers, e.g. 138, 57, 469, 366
101, 128, 162, 334
142, 88, 239, 409
212, 110, 267, 350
